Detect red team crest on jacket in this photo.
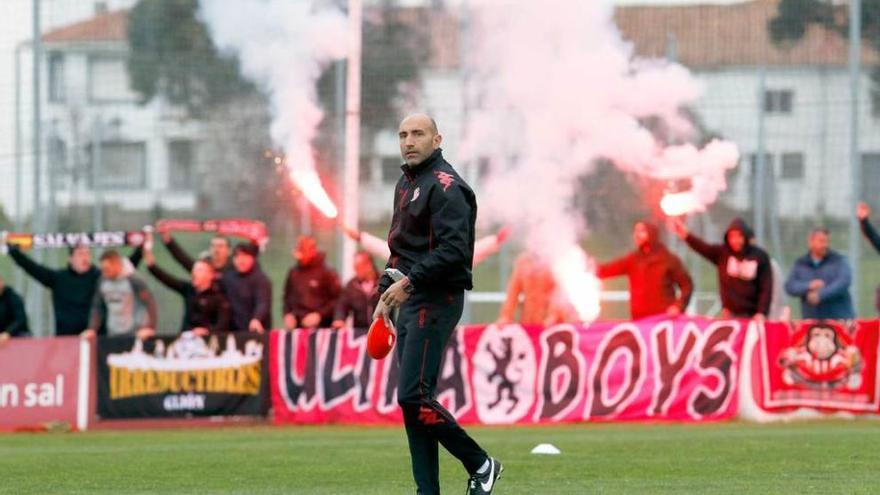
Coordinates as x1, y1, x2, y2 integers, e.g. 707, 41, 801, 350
778, 321, 863, 390
434, 171, 455, 192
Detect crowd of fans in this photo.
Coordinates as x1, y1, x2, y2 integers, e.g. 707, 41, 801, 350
3, 202, 880, 341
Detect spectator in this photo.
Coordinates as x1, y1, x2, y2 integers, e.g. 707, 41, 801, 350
144, 248, 232, 335
0, 274, 30, 346
857, 202, 880, 313
225, 242, 272, 333
341, 223, 511, 267
597, 221, 693, 319
672, 217, 772, 319
283, 236, 341, 329
83, 250, 157, 339
6, 244, 142, 336
332, 250, 380, 329
159, 229, 233, 283
497, 252, 568, 325
785, 228, 854, 320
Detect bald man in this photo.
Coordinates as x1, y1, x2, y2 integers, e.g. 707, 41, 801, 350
374, 114, 503, 495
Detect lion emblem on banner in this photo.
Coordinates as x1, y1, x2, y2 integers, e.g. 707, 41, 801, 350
778, 321, 863, 390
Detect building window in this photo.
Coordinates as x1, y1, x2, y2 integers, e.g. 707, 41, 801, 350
780, 153, 805, 180
88, 56, 137, 103
381, 156, 402, 183
48, 136, 68, 190
763, 89, 793, 114
872, 88, 880, 119
48, 52, 65, 103
168, 140, 195, 190
863, 153, 880, 210
87, 141, 147, 190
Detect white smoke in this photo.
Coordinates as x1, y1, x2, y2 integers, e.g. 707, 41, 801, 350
461, 0, 739, 320
198, 0, 348, 208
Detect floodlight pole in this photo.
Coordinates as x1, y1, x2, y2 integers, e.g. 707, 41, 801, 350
341, 0, 362, 282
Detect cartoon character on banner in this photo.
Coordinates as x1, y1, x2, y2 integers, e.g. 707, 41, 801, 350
778, 321, 863, 390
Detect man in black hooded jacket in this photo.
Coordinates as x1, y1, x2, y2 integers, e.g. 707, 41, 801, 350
282, 236, 341, 329
374, 114, 501, 495
672, 217, 772, 319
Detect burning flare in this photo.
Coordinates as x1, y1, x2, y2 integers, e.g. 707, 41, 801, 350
291, 169, 338, 219
552, 247, 602, 323
660, 191, 702, 217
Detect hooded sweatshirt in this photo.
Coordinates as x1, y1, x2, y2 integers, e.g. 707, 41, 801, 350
685, 218, 773, 317
282, 252, 342, 327
597, 222, 693, 319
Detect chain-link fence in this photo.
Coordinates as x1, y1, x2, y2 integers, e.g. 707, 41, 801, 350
1, 0, 879, 335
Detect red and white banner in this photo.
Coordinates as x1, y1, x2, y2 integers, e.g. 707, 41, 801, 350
270, 317, 746, 425
0, 337, 93, 431
155, 218, 269, 249
752, 320, 880, 413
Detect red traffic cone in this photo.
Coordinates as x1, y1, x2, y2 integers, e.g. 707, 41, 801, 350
367, 316, 396, 360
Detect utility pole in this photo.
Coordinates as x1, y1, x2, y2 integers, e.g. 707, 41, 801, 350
754, 67, 767, 245
29, 0, 45, 336
848, 0, 862, 309
341, 0, 362, 282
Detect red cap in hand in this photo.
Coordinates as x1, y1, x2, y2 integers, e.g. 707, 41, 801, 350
367, 317, 396, 360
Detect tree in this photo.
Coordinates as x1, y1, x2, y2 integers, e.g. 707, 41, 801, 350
770, 0, 880, 114
127, 0, 253, 117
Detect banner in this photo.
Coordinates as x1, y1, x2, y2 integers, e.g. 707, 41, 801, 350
0, 337, 91, 430
270, 317, 746, 425
97, 332, 268, 418
0, 230, 146, 252
156, 218, 269, 250
753, 320, 880, 413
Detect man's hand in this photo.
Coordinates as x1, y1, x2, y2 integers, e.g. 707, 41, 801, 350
807, 290, 821, 306
144, 248, 156, 267
719, 308, 732, 319
372, 299, 391, 322
808, 279, 825, 291
339, 222, 362, 242
495, 316, 512, 326
136, 327, 155, 340
302, 312, 322, 328
81, 329, 97, 340
753, 313, 766, 324
666, 305, 681, 317
670, 217, 689, 240
283, 313, 297, 330
192, 327, 210, 337
249, 319, 265, 334
380, 277, 412, 309
331, 320, 346, 329
0, 332, 10, 348
857, 202, 871, 220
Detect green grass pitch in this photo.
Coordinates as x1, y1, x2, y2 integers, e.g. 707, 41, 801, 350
1, 421, 878, 494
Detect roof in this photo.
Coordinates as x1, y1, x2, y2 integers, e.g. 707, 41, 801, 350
613, 0, 878, 69
42, 9, 128, 44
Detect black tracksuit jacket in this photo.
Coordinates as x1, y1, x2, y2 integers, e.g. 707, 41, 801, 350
378, 149, 476, 294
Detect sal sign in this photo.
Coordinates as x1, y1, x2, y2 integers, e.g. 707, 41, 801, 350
270, 317, 746, 425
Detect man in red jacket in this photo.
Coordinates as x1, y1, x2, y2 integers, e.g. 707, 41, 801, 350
597, 221, 693, 319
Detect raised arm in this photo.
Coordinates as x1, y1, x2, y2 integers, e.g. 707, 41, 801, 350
8, 246, 58, 288
684, 233, 724, 265
164, 237, 196, 272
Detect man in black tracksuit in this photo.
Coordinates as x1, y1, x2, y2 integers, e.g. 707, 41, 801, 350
673, 217, 772, 318
7, 244, 142, 336
375, 114, 502, 495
